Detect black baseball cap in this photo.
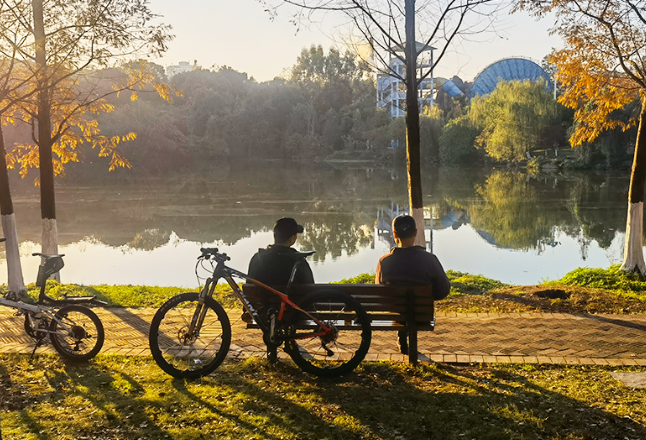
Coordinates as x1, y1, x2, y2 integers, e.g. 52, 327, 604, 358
393, 214, 417, 239
274, 217, 304, 241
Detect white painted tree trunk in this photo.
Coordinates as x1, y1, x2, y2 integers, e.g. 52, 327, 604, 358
2, 213, 25, 294
411, 207, 425, 247
621, 202, 646, 275
42, 218, 60, 281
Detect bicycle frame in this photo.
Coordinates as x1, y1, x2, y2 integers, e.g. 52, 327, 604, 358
0, 296, 75, 338
192, 257, 333, 342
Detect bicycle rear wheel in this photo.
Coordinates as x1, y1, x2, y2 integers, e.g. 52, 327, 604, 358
149, 292, 231, 379
286, 290, 371, 377
49, 305, 104, 361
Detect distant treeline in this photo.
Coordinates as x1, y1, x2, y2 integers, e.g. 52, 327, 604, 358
5, 46, 636, 176
95, 46, 411, 174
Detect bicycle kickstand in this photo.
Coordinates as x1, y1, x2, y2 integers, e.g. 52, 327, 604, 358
29, 342, 41, 359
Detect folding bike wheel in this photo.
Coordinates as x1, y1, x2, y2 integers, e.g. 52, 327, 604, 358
49, 305, 105, 361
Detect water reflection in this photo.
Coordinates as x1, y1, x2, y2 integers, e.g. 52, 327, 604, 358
469, 171, 556, 251
0, 163, 633, 285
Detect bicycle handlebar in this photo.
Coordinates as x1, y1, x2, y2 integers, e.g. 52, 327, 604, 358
199, 247, 230, 263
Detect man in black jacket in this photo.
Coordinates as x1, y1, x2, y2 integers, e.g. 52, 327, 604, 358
376, 214, 450, 354
248, 217, 314, 287
247, 218, 314, 361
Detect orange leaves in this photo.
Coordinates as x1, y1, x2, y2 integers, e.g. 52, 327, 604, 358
553, 46, 638, 146
6, 144, 39, 179
539, 0, 646, 146
1, 60, 177, 181
91, 133, 135, 171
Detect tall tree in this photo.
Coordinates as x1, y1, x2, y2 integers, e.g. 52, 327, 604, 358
517, 0, 646, 274
261, 0, 502, 245
0, 1, 43, 293
469, 79, 558, 162
0, 0, 173, 257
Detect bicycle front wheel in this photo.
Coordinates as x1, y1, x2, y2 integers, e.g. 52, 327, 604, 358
149, 292, 231, 379
49, 305, 105, 362
287, 290, 371, 377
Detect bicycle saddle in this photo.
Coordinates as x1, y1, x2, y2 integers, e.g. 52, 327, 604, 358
33, 253, 65, 287
32, 253, 66, 259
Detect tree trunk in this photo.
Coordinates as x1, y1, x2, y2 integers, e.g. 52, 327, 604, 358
0, 125, 25, 294
621, 97, 646, 275
404, 0, 425, 246
32, 0, 59, 259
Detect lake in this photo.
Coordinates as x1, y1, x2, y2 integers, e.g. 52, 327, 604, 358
0, 162, 630, 288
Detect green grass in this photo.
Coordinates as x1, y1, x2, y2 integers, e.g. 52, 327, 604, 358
551, 265, 646, 300
1, 354, 644, 440
332, 273, 376, 284
446, 270, 508, 296
12, 265, 646, 314
22, 281, 239, 309
332, 271, 508, 297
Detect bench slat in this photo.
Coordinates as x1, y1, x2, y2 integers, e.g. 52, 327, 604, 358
240, 282, 435, 366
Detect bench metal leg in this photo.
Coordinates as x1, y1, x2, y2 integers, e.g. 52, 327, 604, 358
406, 290, 418, 365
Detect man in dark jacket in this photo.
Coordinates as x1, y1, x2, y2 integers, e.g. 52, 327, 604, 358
247, 218, 314, 361
376, 214, 450, 354
248, 217, 314, 287
246, 217, 314, 317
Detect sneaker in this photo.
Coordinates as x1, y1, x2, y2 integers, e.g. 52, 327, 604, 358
241, 311, 253, 324
397, 335, 408, 355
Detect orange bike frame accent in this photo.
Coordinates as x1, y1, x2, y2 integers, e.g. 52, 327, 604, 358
219, 268, 332, 337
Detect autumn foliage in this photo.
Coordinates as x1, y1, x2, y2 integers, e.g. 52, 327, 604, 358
3, 64, 178, 182
516, 0, 646, 145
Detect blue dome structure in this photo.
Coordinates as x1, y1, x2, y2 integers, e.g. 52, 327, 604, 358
470, 58, 551, 98
441, 79, 464, 97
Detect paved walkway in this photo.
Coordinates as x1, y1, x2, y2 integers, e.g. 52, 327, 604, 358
1, 308, 645, 366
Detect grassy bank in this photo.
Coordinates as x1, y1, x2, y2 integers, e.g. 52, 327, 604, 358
1, 354, 644, 440
339, 267, 646, 314
17, 265, 646, 314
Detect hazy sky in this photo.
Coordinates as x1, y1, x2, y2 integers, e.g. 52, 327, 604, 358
149, 0, 562, 82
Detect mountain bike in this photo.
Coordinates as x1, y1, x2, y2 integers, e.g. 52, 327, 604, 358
0, 239, 105, 361
149, 247, 372, 379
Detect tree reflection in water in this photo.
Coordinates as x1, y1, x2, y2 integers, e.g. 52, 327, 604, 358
2, 163, 632, 265
298, 216, 373, 262
456, 170, 627, 257
468, 171, 557, 251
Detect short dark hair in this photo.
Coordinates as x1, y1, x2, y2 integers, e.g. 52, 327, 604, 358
393, 214, 417, 239
273, 217, 304, 243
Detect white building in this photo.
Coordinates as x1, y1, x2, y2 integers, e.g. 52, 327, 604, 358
166, 61, 193, 78
376, 42, 435, 118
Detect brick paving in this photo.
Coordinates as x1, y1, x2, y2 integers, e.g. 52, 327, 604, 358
1, 308, 645, 366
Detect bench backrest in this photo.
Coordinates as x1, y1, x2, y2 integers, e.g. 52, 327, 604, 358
241, 283, 434, 328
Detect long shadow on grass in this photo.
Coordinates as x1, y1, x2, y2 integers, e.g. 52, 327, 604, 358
171, 361, 368, 440
42, 360, 170, 439
0, 357, 51, 439
312, 363, 646, 440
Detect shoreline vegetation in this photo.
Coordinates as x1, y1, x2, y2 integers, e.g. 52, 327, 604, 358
19, 265, 646, 315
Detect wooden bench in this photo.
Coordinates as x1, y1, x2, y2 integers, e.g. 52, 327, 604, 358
242, 284, 434, 365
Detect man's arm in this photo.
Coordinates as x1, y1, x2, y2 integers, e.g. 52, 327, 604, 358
430, 254, 451, 300
248, 253, 261, 279
375, 259, 383, 284
296, 261, 315, 284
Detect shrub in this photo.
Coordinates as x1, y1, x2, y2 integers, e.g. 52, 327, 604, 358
439, 116, 480, 164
